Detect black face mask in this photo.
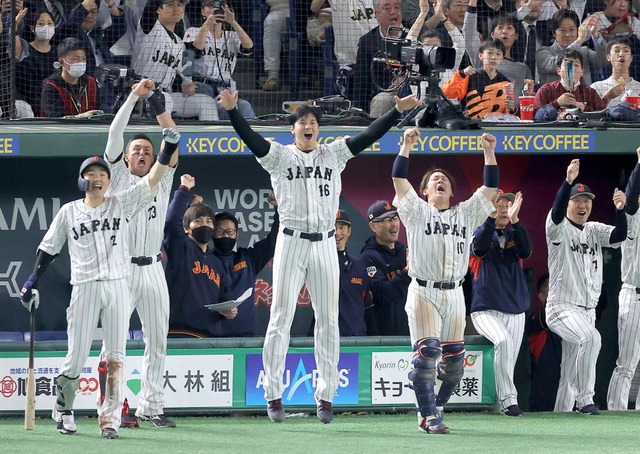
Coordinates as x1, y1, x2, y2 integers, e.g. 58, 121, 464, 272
191, 226, 214, 245
214, 237, 236, 255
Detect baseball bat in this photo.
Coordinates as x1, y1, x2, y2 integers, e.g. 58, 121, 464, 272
24, 292, 38, 430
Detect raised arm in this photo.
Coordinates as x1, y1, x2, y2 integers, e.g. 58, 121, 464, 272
407, 0, 430, 42
346, 94, 421, 155
509, 192, 533, 258
479, 133, 499, 200
218, 89, 270, 157
147, 128, 181, 188
392, 127, 420, 201
551, 159, 579, 225
610, 188, 628, 244
625, 146, 640, 215
224, 5, 252, 49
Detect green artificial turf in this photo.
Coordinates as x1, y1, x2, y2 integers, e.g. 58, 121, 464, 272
1, 411, 638, 454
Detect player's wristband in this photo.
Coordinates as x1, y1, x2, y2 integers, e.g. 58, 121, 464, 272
157, 141, 179, 165
392, 155, 410, 178
179, 185, 190, 192
146, 90, 166, 116
483, 165, 499, 187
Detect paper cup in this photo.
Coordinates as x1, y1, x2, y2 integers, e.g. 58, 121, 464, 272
519, 96, 535, 121
624, 95, 640, 108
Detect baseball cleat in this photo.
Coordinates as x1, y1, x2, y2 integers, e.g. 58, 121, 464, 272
137, 413, 177, 428
52, 407, 77, 435
418, 417, 450, 434
267, 399, 285, 423
501, 405, 524, 417
435, 406, 445, 422
316, 400, 333, 424
101, 427, 119, 439
575, 404, 600, 415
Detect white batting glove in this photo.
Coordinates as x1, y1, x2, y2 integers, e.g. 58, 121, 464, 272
162, 128, 181, 144
22, 289, 40, 312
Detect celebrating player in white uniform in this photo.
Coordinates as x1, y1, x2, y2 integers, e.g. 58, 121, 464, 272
100, 82, 179, 428
546, 159, 627, 414
19, 79, 180, 439
607, 148, 640, 410
218, 89, 420, 424
329, 0, 378, 71
391, 128, 499, 434
132, 0, 219, 121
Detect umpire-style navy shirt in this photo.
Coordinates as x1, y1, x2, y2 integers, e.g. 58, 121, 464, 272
360, 236, 411, 336
211, 213, 279, 337
469, 218, 533, 314
164, 187, 226, 336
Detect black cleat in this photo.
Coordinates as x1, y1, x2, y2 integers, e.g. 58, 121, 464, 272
101, 427, 119, 439
267, 399, 285, 423
501, 405, 524, 417
137, 413, 177, 428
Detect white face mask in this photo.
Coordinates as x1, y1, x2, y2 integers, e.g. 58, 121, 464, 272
34, 25, 55, 41
64, 60, 86, 78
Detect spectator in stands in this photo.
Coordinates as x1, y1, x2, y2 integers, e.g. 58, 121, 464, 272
464, 8, 532, 101
16, 9, 58, 115
261, 0, 289, 91
527, 273, 562, 412
329, 0, 378, 97
591, 37, 640, 107
595, 0, 640, 80
407, 0, 464, 89
533, 49, 605, 119
360, 200, 410, 336
517, 0, 589, 23
353, 0, 404, 116
132, 0, 219, 121
183, 1, 255, 119
536, 9, 606, 86
164, 174, 227, 338
41, 37, 105, 117
473, 0, 516, 39
209, 196, 279, 337
25, 0, 69, 28
514, 0, 554, 82
1, 3, 33, 118
443, 37, 517, 118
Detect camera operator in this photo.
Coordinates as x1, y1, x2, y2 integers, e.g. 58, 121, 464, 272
183, 1, 255, 119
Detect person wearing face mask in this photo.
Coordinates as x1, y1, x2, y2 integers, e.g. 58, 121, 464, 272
209, 195, 279, 337
163, 174, 227, 338
16, 9, 58, 115
41, 37, 104, 117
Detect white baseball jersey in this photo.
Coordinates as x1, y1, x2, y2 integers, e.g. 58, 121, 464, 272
39, 179, 157, 285
394, 187, 495, 282
258, 140, 352, 232
183, 28, 242, 92
591, 77, 640, 108
329, 0, 378, 67
132, 21, 183, 90
545, 211, 618, 308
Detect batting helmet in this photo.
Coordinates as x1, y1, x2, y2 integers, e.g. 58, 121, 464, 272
78, 156, 110, 192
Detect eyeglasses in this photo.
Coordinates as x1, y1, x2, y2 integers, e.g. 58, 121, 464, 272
373, 215, 399, 224
214, 228, 237, 236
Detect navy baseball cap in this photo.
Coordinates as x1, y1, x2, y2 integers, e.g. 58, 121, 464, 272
570, 183, 595, 199
79, 156, 110, 179
497, 190, 515, 203
335, 209, 351, 226
368, 200, 398, 222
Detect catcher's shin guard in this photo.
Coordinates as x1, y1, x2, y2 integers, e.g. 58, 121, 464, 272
408, 338, 441, 419
436, 341, 465, 407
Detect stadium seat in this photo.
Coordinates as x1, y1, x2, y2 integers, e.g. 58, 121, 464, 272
322, 26, 338, 96
24, 331, 68, 342
0, 331, 24, 342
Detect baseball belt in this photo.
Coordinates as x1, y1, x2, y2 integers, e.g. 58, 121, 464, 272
131, 253, 162, 266
283, 227, 335, 242
416, 278, 464, 290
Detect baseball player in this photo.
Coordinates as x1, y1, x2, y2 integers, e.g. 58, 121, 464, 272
132, 0, 219, 121
469, 191, 532, 417
607, 148, 640, 411
18, 90, 180, 438
391, 128, 499, 434
217, 89, 420, 424
98, 80, 179, 428
545, 159, 627, 414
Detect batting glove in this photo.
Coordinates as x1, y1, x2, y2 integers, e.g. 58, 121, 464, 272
20, 275, 40, 311
162, 128, 181, 144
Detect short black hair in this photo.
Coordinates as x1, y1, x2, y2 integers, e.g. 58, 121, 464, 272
126, 134, 155, 154
183, 203, 214, 230
57, 38, 86, 58
489, 13, 519, 34
289, 104, 322, 125
419, 28, 442, 44
555, 48, 582, 67
30, 9, 55, 27
419, 167, 457, 200
214, 211, 239, 229
551, 8, 579, 33
607, 37, 632, 54
479, 37, 506, 55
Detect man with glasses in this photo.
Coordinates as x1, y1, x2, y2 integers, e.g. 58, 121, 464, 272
210, 194, 279, 337
360, 200, 411, 336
